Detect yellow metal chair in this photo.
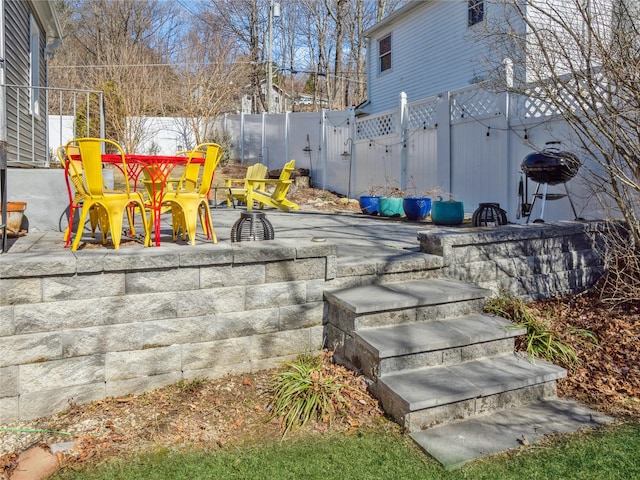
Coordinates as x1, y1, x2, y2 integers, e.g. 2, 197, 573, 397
225, 163, 268, 208
69, 138, 150, 251
243, 159, 299, 212
162, 143, 222, 245
57, 145, 106, 247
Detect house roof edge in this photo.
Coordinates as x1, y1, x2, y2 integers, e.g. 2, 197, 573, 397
363, 1, 432, 38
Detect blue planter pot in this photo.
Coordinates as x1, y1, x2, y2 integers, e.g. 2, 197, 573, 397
403, 197, 432, 221
378, 197, 405, 217
431, 200, 464, 225
359, 195, 381, 215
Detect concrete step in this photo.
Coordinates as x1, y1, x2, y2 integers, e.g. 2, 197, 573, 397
354, 314, 525, 377
371, 353, 567, 432
324, 278, 492, 332
410, 398, 614, 469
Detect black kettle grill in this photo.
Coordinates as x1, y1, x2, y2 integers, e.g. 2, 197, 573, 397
519, 142, 581, 223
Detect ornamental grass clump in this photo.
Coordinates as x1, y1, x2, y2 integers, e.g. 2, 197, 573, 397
268, 352, 350, 438
484, 292, 595, 368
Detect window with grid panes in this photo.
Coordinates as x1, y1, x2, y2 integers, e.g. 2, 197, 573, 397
379, 34, 392, 72
468, 0, 484, 27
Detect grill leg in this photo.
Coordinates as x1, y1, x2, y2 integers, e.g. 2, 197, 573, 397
526, 182, 542, 224
539, 183, 549, 221
564, 183, 579, 220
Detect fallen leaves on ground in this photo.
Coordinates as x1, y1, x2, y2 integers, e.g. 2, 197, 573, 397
528, 291, 640, 418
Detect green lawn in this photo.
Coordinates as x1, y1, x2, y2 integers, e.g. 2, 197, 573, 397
51, 421, 639, 480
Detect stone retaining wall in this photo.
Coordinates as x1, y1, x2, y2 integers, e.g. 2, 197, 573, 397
418, 221, 605, 300
0, 222, 606, 423
0, 240, 336, 423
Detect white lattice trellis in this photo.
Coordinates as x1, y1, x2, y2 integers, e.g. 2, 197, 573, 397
523, 74, 608, 118
406, 98, 439, 130
355, 112, 397, 140
450, 86, 502, 122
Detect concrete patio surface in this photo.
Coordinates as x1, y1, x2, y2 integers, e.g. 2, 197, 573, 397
2, 206, 434, 259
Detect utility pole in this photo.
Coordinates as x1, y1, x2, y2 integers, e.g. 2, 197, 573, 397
267, 1, 280, 113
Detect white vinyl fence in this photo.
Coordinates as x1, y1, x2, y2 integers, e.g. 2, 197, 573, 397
221, 83, 605, 224
46, 83, 606, 224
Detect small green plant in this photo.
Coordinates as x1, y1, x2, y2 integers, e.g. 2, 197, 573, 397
268, 352, 349, 438
177, 378, 206, 393
484, 291, 593, 367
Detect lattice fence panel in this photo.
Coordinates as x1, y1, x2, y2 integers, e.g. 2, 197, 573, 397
450, 86, 502, 122
407, 98, 439, 130
355, 112, 397, 140
522, 75, 609, 118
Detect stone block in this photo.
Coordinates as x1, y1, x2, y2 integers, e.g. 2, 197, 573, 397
200, 264, 266, 288
324, 302, 357, 333
325, 255, 337, 280
380, 350, 444, 375
182, 338, 252, 371
19, 383, 106, 421
0, 365, 18, 397
106, 372, 182, 398
105, 345, 181, 381
125, 267, 199, 293
265, 258, 326, 283
475, 382, 557, 414
0, 396, 19, 424
375, 256, 429, 275
100, 251, 179, 272
215, 308, 279, 340
406, 398, 477, 431
309, 325, 324, 350
177, 286, 245, 317
74, 253, 109, 274
178, 247, 233, 267
305, 279, 326, 302
290, 240, 337, 260
20, 355, 105, 394
247, 329, 311, 360
142, 315, 216, 346
43, 272, 125, 301
104, 291, 179, 323
61, 323, 145, 357
245, 281, 306, 310
0, 277, 42, 306
231, 242, 296, 264
336, 259, 377, 277
324, 322, 346, 357
0, 254, 76, 279
279, 302, 323, 331
358, 309, 417, 329
0, 332, 61, 368
14, 297, 107, 334
416, 299, 486, 322
0, 306, 14, 336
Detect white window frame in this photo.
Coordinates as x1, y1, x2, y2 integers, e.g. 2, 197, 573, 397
29, 14, 41, 117
379, 34, 392, 73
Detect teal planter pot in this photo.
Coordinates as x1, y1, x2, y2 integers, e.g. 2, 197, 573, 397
431, 200, 464, 225
403, 197, 432, 222
378, 197, 405, 217
359, 195, 381, 215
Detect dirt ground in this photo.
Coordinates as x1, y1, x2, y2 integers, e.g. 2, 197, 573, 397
1, 167, 638, 475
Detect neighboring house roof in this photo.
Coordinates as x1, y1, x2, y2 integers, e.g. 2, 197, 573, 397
29, 0, 63, 52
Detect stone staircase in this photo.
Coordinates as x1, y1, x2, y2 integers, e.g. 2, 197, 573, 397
324, 277, 610, 468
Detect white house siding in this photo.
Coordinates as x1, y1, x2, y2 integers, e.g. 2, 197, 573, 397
363, 1, 505, 116
4, 0, 49, 164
